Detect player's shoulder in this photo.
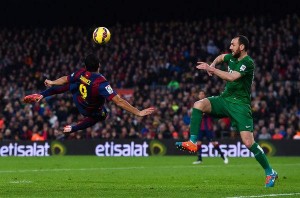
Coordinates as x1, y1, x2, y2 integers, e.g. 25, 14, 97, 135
70, 68, 86, 78
74, 68, 86, 75
76, 68, 86, 73
242, 56, 254, 68
223, 53, 233, 62
93, 73, 108, 85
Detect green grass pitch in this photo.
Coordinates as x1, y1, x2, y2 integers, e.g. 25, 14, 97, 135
0, 156, 299, 198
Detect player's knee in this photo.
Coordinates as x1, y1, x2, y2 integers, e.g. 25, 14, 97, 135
243, 139, 254, 148
241, 132, 255, 148
193, 101, 205, 111
193, 99, 211, 112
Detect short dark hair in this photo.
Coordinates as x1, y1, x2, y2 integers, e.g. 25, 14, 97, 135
199, 90, 206, 94
84, 54, 100, 72
235, 35, 249, 51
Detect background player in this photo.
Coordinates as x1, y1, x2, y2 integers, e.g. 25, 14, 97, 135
23, 54, 155, 133
192, 90, 228, 165
176, 35, 278, 187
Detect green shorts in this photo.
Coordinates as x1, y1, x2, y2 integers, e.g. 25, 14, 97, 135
207, 96, 253, 132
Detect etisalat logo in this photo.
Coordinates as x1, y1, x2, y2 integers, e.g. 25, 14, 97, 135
0, 141, 167, 157
201, 141, 276, 157
51, 141, 67, 156
95, 140, 167, 157
0, 141, 66, 157
0, 142, 51, 156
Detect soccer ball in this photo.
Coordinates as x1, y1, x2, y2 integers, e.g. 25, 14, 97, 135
93, 27, 111, 45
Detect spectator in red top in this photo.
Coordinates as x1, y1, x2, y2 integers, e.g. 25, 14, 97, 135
272, 128, 284, 140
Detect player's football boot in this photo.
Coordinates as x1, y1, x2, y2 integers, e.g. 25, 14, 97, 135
23, 94, 43, 103
175, 141, 197, 153
63, 125, 72, 133
192, 160, 202, 165
224, 156, 229, 164
265, 170, 278, 187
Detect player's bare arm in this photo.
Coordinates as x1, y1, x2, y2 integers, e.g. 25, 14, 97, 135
210, 54, 226, 68
196, 62, 241, 82
196, 53, 241, 82
111, 95, 155, 116
198, 54, 226, 76
44, 76, 68, 87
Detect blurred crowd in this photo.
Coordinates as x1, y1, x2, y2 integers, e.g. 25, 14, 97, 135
0, 14, 299, 141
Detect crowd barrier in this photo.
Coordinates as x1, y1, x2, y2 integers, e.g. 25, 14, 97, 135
0, 139, 299, 157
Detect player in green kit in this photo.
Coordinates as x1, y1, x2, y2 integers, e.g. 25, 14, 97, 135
176, 35, 278, 187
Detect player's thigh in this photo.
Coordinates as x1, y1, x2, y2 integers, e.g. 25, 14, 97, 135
205, 130, 215, 142
194, 98, 211, 113
91, 108, 108, 121
197, 130, 204, 141
207, 96, 228, 117
228, 103, 253, 132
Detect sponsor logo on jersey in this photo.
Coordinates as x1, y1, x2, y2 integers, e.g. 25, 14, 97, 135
105, 85, 113, 94
240, 65, 246, 71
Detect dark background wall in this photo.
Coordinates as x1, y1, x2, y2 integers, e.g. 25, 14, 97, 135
1, 0, 300, 26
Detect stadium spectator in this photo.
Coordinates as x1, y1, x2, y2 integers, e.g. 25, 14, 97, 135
258, 127, 272, 140
272, 128, 284, 140
285, 127, 295, 139
31, 125, 45, 141
167, 77, 180, 90
293, 131, 300, 140
0, 114, 4, 130
279, 125, 287, 138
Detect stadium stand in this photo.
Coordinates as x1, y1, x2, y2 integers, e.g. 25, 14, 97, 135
0, 14, 299, 141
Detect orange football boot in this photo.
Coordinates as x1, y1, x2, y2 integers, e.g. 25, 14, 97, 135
175, 141, 198, 153
23, 94, 43, 103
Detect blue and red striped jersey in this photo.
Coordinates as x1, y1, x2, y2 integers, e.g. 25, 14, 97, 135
67, 68, 117, 117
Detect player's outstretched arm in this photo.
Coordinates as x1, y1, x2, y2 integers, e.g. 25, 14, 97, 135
197, 54, 226, 76
209, 54, 226, 68
111, 95, 155, 116
44, 76, 68, 87
196, 62, 241, 82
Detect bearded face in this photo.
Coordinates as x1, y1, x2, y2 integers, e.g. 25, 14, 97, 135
232, 48, 241, 58
230, 38, 242, 59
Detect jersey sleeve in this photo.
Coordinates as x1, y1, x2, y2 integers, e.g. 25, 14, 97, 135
223, 54, 232, 63
67, 68, 86, 83
98, 81, 117, 101
236, 60, 254, 76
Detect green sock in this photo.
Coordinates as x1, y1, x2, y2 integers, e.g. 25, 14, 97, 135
189, 108, 202, 143
249, 143, 273, 175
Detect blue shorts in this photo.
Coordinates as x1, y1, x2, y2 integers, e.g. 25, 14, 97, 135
88, 107, 108, 121
197, 130, 215, 142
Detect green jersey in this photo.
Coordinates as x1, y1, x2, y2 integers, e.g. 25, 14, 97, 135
220, 54, 255, 105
